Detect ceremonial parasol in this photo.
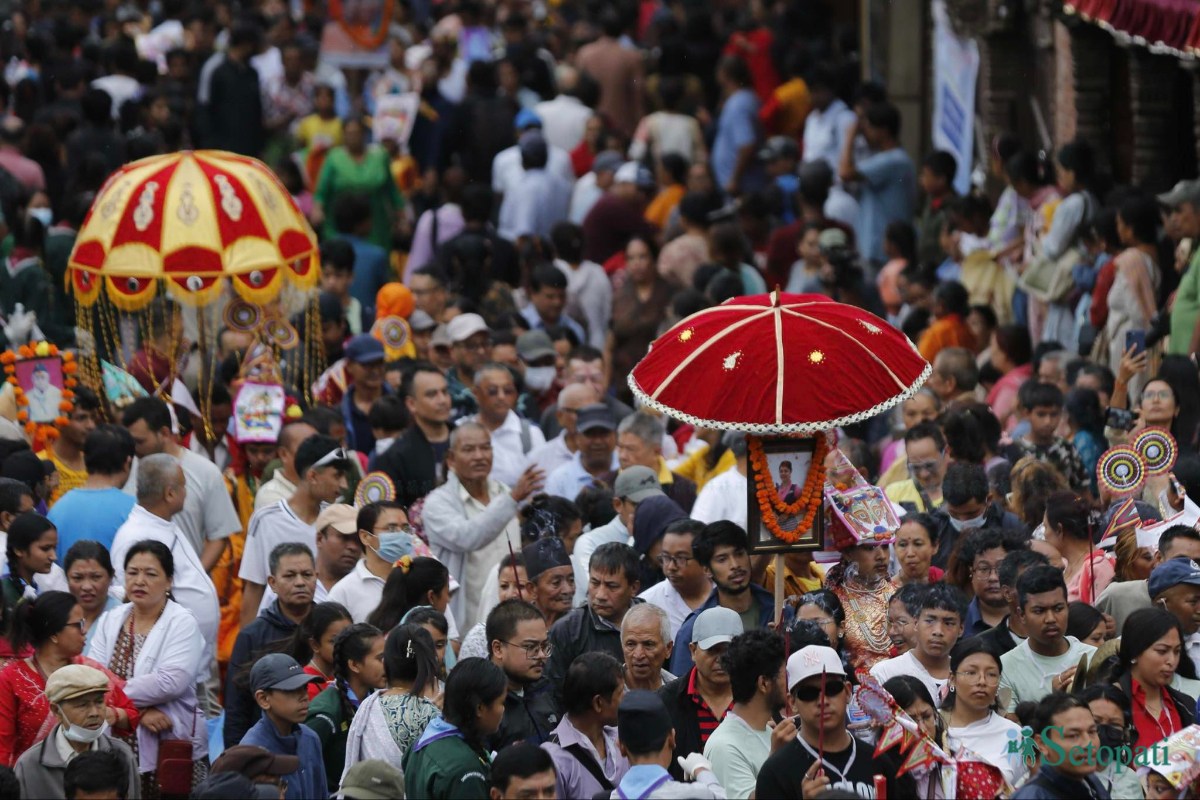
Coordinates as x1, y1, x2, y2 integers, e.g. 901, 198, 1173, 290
628, 292, 931, 435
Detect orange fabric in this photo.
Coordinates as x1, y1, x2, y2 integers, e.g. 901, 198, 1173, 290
917, 313, 976, 362
214, 473, 253, 670
761, 79, 812, 139
376, 282, 415, 318
644, 185, 685, 230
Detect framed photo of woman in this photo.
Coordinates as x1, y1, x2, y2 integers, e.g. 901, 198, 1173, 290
747, 437, 824, 553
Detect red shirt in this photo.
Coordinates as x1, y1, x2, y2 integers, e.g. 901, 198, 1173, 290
686, 666, 733, 747
1130, 677, 1182, 750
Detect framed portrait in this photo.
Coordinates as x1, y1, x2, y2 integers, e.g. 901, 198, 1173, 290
747, 437, 824, 553
15, 357, 65, 424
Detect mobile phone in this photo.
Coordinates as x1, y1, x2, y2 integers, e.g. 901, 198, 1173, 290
1126, 329, 1146, 357
1105, 407, 1136, 431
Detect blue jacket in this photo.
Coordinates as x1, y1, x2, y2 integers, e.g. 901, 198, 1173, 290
240, 715, 328, 800
1011, 766, 1111, 799
668, 585, 774, 675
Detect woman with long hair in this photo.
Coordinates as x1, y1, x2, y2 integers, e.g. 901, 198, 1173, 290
340, 623, 442, 784
1009, 456, 1069, 530
986, 324, 1033, 430
313, 115, 404, 249
62, 541, 119, 646
0, 591, 138, 766
942, 638, 1026, 786
402, 606, 454, 677
883, 675, 946, 797
2, 513, 59, 610
295, 602, 353, 699
1067, 601, 1108, 647
1064, 387, 1105, 493
608, 235, 673, 404
1113, 528, 1156, 584
793, 589, 850, 673
404, 657, 508, 799
304, 622, 386, 793
1112, 608, 1196, 749
366, 557, 450, 634
1043, 491, 1112, 603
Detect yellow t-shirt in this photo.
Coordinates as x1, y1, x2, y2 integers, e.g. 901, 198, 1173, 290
764, 560, 826, 595
39, 449, 86, 507
884, 478, 944, 513
295, 115, 344, 150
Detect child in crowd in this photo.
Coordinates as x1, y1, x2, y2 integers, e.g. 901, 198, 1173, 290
1004, 381, 1088, 491
320, 239, 364, 335
916, 150, 959, 265
240, 653, 328, 800
871, 582, 965, 704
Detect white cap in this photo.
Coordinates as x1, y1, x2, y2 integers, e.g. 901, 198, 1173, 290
786, 645, 846, 691
445, 313, 490, 343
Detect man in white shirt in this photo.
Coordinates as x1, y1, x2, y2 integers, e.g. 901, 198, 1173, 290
328, 501, 412, 622
109, 453, 220, 667
870, 583, 965, 706
421, 422, 543, 629
545, 404, 618, 501
999, 565, 1097, 712
492, 109, 575, 200
238, 435, 350, 626
802, 66, 857, 172
256, 422, 318, 511
464, 364, 545, 488
639, 520, 715, 638
528, 383, 599, 478
691, 432, 748, 530
572, 466, 662, 606
552, 235, 611, 350
497, 131, 572, 242
569, 151, 621, 225
534, 66, 593, 152
122, 397, 241, 572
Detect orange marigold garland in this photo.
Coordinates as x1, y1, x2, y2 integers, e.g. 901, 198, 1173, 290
749, 435, 829, 544
4, 342, 76, 451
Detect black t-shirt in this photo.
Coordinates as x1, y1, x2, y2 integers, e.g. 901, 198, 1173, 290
756, 736, 913, 799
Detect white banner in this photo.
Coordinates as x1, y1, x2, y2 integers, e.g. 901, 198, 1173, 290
932, 0, 980, 196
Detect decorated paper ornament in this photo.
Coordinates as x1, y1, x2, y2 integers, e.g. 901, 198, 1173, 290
1097, 446, 1146, 496
263, 317, 299, 350
355, 472, 397, 506
1135, 428, 1178, 476
223, 299, 262, 333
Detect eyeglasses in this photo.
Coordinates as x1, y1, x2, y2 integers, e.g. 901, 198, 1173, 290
64, 618, 87, 633
793, 678, 846, 703
374, 523, 413, 535
503, 640, 553, 659
312, 447, 350, 469
486, 385, 518, 397
954, 669, 1000, 685
804, 617, 837, 627
972, 564, 998, 577
907, 459, 943, 474
657, 553, 694, 567
1143, 389, 1173, 402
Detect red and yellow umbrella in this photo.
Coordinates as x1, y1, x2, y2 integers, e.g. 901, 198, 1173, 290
68, 150, 318, 310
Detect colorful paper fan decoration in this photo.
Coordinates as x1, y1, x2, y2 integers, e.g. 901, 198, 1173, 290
371, 315, 415, 361
355, 472, 396, 506
224, 298, 262, 333
1135, 428, 1178, 476
263, 317, 299, 350
1097, 446, 1146, 496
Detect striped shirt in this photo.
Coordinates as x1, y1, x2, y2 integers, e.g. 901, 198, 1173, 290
686, 667, 733, 746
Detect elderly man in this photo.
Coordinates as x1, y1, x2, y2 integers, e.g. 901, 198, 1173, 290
110, 452, 220, 668
617, 412, 696, 513
545, 404, 619, 501
539, 346, 635, 439
528, 382, 599, 477
254, 421, 317, 510
928, 347, 980, 405
445, 313, 492, 422
622, 603, 676, 691
466, 363, 546, 488
422, 421, 544, 629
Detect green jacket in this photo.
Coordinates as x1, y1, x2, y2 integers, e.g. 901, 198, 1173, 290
917, 191, 958, 267
402, 718, 490, 800
304, 685, 351, 793
1170, 248, 1200, 355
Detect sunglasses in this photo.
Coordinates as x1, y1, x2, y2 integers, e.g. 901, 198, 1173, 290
312, 447, 350, 469
793, 678, 846, 703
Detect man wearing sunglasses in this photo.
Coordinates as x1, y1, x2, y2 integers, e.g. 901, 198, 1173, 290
467, 363, 546, 489
240, 435, 350, 627
757, 645, 913, 799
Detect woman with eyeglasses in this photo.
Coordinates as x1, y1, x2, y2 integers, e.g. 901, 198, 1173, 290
338, 624, 442, 787
0, 591, 138, 767
943, 637, 1026, 787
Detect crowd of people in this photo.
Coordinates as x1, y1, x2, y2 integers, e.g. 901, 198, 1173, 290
0, 0, 1200, 799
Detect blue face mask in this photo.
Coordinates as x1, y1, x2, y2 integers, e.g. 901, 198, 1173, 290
371, 530, 414, 563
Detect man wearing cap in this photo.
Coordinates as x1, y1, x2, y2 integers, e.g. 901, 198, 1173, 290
444, 313, 492, 423
226, 542, 319, 746
572, 464, 663, 605
423, 421, 543, 629
240, 653, 327, 800
14, 664, 139, 800
240, 435, 349, 627
465, 363, 546, 489
340, 334, 393, 456
582, 162, 659, 264
659, 606, 738, 781
211, 744, 299, 796
669, 523, 774, 676
757, 645, 912, 798
547, 543, 643, 700
529, 383, 600, 478
409, 310, 439, 362
514, 330, 560, 416
611, 690, 725, 800
1161, 179, 1200, 356
498, 130, 572, 242
341, 759, 406, 800
618, 412, 697, 514
545, 402, 618, 500
570, 150, 623, 225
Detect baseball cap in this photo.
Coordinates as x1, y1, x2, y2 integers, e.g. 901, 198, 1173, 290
691, 606, 743, 650
787, 645, 847, 690
211, 745, 300, 779
576, 403, 616, 434
408, 309, 437, 332
522, 536, 572, 581
617, 690, 674, 754
1158, 179, 1200, 209
1148, 556, 1200, 600
341, 760, 406, 800
192, 773, 278, 800
758, 135, 800, 163
44, 664, 108, 705
613, 465, 663, 503
250, 653, 321, 694
516, 330, 556, 363
592, 150, 623, 175
446, 313, 490, 344
818, 228, 849, 252
430, 324, 452, 350
518, 130, 548, 164
615, 162, 654, 189
315, 503, 358, 535
344, 334, 386, 364
514, 108, 542, 131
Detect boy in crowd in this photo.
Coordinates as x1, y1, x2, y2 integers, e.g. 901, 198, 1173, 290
870, 582, 965, 704
977, 549, 1052, 656
610, 691, 724, 800
1011, 693, 1108, 799
240, 653, 327, 800
887, 583, 926, 657
1004, 381, 1087, 491
319, 239, 364, 335
916, 150, 959, 266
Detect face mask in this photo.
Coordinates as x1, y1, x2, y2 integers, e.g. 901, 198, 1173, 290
63, 720, 109, 743
28, 208, 52, 227
371, 531, 414, 563
949, 514, 986, 533
524, 366, 556, 392
1096, 723, 1127, 752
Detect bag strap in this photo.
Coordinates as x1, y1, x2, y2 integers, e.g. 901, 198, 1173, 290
562, 742, 615, 792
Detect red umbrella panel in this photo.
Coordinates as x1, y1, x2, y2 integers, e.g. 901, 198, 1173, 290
629, 293, 931, 435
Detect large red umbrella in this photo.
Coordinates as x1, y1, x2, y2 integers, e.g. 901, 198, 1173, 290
629, 292, 931, 434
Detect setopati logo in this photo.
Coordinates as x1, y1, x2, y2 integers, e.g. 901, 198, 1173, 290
1006, 726, 1169, 773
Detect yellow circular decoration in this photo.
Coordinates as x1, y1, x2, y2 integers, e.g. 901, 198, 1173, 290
679, 328, 694, 342
809, 350, 825, 364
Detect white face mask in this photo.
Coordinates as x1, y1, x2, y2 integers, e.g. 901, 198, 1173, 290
63, 720, 109, 744
28, 207, 52, 227
524, 366, 556, 392
948, 514, 986, 533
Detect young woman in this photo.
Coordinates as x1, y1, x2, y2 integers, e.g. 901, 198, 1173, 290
1079, 684, 1144, 800
1113, 528, 1156, 584
883, 675, 946, 797
0, 591, 138, 766
1035, 139, 1098, 349
340, 623, 442, 785
86, 540, 209, 796
943, 638, 1026, 787
794, 589, 853, 676
1064, 388, 1105, 494
402, 606, 454, 676
2, 513, 59, 609
1102, 195, 1161, 400
304, 622, 386, 793
297, 602, 353, 700
366, 557, 451, 634
404, 657, 508, 800
1043, 491, 1112, 603
1066, 601, 1108, 648
893, 515, 944, 585
985, 324, 1034, 430
62, 541, 119, 646
608, 235, 673, 404
1113, 608, 1196, 750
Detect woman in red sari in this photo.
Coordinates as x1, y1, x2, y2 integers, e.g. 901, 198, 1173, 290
0, 591, 138, 766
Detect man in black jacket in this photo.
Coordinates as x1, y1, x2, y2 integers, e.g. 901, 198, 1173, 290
223, 542, 316, 745
377, 362, 452, 506
486, 599, 561, 749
